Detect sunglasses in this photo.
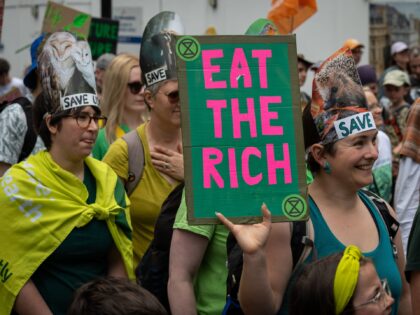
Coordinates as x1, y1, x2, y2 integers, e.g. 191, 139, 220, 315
158, 90, 180, 104
127, 81, 143, 94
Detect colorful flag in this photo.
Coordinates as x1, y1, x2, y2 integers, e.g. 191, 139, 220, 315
268, 0, 317, 34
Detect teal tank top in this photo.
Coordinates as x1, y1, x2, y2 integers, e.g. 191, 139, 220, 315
279, 190, 401, 315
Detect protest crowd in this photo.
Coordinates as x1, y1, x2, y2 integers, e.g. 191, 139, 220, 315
0, 3, 420, 315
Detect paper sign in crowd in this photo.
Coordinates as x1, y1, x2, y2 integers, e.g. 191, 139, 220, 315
176, 35, 308, 224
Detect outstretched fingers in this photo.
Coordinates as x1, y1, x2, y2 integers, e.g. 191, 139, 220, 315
216, 202, 271, 231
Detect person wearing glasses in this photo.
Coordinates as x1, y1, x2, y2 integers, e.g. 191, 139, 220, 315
92, 53, 148, 160
363, 87, 392, 204
216, 47, 411, 315
103, 12, 184, 268
0, 32, 134, 315
290, 245, 394, 315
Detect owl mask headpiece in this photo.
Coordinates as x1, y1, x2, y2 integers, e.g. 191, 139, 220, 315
38, 31, 99, 114
140, 11, 184, 87
310, 47, 376, 145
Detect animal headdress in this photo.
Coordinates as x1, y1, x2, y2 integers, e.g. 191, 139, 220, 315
38, 31, 98, 113
140, 11, 184, 87
310, 47, 376, 144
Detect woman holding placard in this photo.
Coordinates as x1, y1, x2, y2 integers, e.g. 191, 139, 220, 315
216, 47, 411, 315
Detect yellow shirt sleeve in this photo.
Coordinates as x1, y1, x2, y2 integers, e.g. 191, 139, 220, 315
103, 137, 129, 181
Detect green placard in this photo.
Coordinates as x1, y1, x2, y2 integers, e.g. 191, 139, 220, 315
88, 17, 119, 60
175, 35, 308, 224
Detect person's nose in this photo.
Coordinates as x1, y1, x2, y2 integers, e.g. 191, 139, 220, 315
366, 140, 379, 160
87, 117, 99, 131
384, 293, 394, 311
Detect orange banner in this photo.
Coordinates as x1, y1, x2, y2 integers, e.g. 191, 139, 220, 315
268, 0, 317, 34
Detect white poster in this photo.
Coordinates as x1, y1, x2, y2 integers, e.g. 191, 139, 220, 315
112, 6, 143, 44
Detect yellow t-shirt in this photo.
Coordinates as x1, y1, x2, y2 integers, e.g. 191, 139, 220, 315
103, 122, 179, 266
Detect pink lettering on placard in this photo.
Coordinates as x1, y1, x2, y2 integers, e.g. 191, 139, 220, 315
242, 147, 262, 185
203, 148, 224, 188
228, 148, 239, 188
232, 98, 257, 139
202, 50, 227, 89
230, 48, 252, 88
260, 96, 283, 136
252, 50, 271, 88
207, 100, 227, 138
266, 143, 292, 184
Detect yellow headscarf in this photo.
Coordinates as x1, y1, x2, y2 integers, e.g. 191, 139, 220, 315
333, 245, 363, 314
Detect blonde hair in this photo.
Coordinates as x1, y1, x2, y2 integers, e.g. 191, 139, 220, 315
101, 53, 140, 143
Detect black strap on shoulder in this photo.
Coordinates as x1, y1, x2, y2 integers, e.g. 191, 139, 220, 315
152, 182, 184, 248
135, 182, 184, 314
290, 220, 314, 268
0, 100, 9, 114
363, 190, 399, 259
363, 190, 399, 240
122, 129, 145, 196
225, 232, 244, 306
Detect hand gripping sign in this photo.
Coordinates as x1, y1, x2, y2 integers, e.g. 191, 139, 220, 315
175, 34, 308, 224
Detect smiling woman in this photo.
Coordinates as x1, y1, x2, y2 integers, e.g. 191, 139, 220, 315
216, 46, 411, 315
0, 32, 134, 315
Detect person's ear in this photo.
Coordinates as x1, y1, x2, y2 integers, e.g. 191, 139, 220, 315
310, 143, 327, 166
45, 114, 58, 135
144, 89, 155, 110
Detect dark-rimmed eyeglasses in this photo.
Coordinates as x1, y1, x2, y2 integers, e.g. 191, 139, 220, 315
62, 112, 107, 129
158, 90, 179, 104
127, 81, 143, 94
352, 279, 392, 311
